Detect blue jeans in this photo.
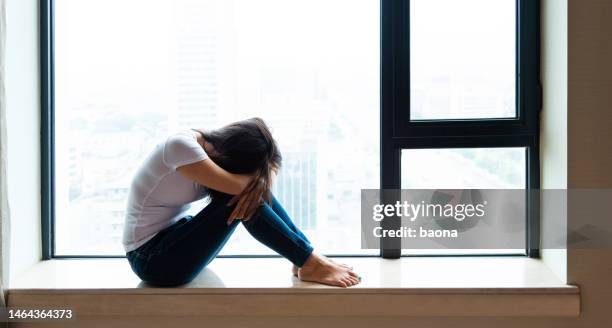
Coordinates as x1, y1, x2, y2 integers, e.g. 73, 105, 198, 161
126, 194, 314, 286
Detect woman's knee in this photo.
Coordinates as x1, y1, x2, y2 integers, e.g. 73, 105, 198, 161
209, 191, 235, 205
242, 202, 273, 228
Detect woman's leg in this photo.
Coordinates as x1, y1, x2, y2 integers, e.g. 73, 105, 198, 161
126, 194, 240, 286
242, 200, 314, 267
267, 195, 353, 273
268, 195, 311, 244
243, 197, 360, 287
127, 193, 360, 287
127, 194, 315, 285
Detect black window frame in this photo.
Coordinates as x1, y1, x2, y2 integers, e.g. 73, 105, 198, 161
41, 0, 540, 259
380, 0, 541, 258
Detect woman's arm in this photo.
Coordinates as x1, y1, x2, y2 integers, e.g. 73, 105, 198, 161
176, 159, 251, 195
226, 167, 278, 224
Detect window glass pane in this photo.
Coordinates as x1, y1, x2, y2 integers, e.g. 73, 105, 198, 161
410, 0, 516, 120
54, 0, 380, 256
400, 148, 526, 255
401, 148, 526, 189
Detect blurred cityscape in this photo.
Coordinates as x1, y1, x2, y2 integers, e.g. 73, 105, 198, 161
54, 0, 521, 256
410, 0, 516, 120
54, 0, 380, 255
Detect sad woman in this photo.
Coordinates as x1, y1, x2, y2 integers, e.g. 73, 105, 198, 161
123, 118, 360, 287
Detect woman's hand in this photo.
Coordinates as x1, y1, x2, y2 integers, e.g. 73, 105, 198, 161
226, 174, 267, 225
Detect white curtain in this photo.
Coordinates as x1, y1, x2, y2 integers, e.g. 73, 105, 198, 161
0, 0, 10, 308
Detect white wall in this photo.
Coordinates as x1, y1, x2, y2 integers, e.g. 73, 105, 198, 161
541, 0, 567, 190
540, 0, 567, 283
5, 0, 41, 283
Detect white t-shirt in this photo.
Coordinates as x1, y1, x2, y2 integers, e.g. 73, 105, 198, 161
122, 130, 209, 252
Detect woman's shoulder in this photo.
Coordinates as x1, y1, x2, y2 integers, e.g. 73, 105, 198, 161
164, 130, 199, 147
162, 129, 208, 169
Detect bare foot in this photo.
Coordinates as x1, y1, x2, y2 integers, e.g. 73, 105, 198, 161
292, 260, 352, 277
297, 254, 361, 287
325, 258, 354, 270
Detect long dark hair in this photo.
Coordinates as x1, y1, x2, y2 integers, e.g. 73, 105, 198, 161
196, 117, 281, 202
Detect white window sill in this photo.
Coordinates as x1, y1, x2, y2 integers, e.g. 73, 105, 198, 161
9, 257, 579, 317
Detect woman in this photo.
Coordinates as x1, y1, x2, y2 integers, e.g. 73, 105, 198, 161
123, 117, 360, 287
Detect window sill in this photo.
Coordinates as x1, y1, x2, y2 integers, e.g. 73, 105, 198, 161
8, 257, 579, 317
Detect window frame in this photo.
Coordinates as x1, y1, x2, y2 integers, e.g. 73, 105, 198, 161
380, 0, 541, 258
41, 0, 540, 259
41, 0, 55, 259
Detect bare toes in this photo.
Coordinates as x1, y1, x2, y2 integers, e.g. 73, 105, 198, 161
342, 278, 353, 287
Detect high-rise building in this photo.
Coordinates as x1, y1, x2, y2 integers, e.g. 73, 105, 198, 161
172, 0, 224, 130
273, 148, 318, 230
